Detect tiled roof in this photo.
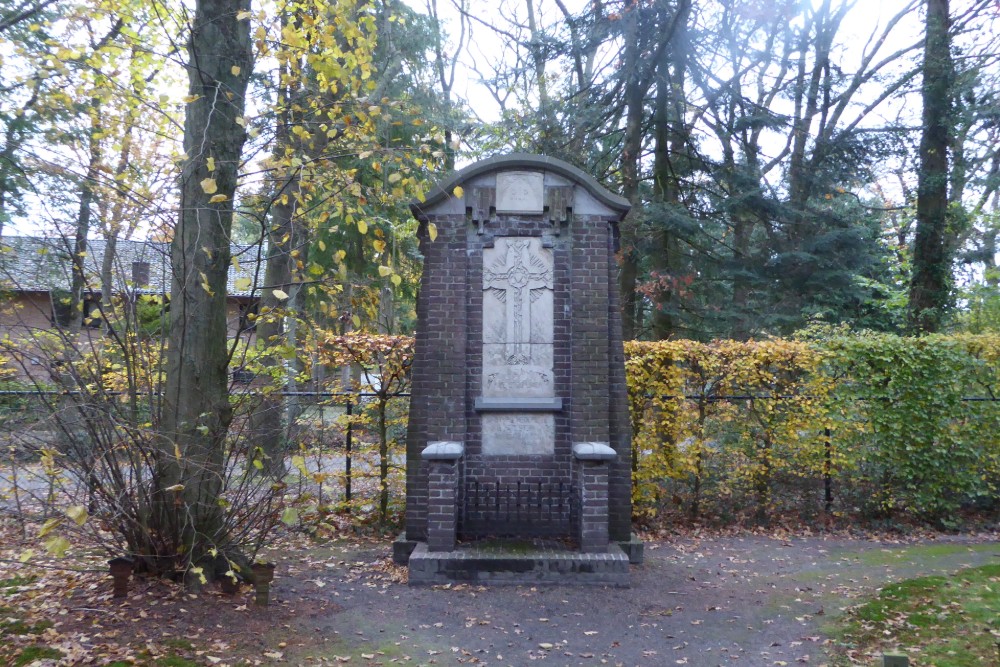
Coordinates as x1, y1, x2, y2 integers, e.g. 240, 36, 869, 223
0, 236, 262, 298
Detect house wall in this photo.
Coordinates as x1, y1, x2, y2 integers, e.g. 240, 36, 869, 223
0, 290, 254, 382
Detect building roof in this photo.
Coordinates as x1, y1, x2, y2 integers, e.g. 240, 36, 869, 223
0, 236, 262, 298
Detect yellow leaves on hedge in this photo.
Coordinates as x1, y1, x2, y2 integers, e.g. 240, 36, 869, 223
624, 338, 833, 514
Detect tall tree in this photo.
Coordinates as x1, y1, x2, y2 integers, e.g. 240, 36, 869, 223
157, 0, 253, 572
908, 0, 954, 332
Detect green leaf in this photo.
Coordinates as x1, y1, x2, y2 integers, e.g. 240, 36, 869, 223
281, 507, 299, 525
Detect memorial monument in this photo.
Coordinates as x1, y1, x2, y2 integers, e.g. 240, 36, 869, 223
395, 154, 642, 585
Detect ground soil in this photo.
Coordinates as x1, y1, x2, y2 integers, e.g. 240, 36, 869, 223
3, 530, 999, 667
260, 531, 1000, 666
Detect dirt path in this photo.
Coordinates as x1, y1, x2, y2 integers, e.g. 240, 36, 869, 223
261, 534, 1000, 667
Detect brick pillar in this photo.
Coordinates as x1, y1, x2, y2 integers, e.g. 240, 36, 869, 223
573, 442, 616, 553
422, 441, 464, 552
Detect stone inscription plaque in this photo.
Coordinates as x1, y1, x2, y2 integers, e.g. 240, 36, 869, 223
496, 171, 544, 214
482, 413, 554, 456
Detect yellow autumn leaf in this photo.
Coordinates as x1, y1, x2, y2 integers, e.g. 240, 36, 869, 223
357, 219, 368, 235
351, 314, 361, 328
388, 173, 401, 183
272, 289, 289, 301
45, 536, 71, 558
234, 277, 252, 291
373, 239, 386, 253
231, 65, 241, 76
200, 178, 218, 194
209, 194, 228, 203
452, 185, 464, 198
206, 157, 215, 171
38, 517, 62, 538
235, 116, 246, 127
427, 222, 438, 242
65, 505, 88, 526
390, 274, 402, 286
236, 10, 251, 19
378, 265, 392, 277
318, 240, 326, 252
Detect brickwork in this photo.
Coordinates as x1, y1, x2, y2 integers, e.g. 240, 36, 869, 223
575, 458, 610, 552
406, 154, 636, 560
606, 228, 634, 542
426, 459, 461, 551
404, 212, 468, 542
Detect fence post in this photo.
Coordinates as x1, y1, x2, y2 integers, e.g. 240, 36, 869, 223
345, 398, 352, 504
824, 427, 833, 515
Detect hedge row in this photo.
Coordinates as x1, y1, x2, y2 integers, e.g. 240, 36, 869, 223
625, 334, 1000, 527
316, 332, 999, 528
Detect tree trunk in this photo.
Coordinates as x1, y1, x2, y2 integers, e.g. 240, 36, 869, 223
618, 5, 645, 341
908, 0, 953, 333
69, 111, 101, 332
650, 0, 690, 340
250, 173, 299, 477
156, 0, 253, 574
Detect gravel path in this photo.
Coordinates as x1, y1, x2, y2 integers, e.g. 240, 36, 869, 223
266, 534, 1000, 666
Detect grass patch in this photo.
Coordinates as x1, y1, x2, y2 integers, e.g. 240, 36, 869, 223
154, 656, 201, 667
0, 575, 37, 594
848, 542, 997, 567
0, 616, 53, 636
161, 637, 195, 651
832, 563, 1000, 666
13, 645, 63, 666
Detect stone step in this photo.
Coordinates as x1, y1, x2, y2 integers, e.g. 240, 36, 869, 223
407, 542, 631, 587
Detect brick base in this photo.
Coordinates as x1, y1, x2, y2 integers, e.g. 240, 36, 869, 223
407, 542, 630, 587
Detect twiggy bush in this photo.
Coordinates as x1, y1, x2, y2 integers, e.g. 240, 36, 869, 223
0, 293, 283, 582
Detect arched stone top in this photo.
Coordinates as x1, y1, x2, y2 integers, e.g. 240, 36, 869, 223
411, 153, 630, 221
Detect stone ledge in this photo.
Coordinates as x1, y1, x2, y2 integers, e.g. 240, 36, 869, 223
573, 442, 616, 461
422, 441, 465, 461
393, 533, 418, 565
408, 542, 630, 587
617, 534, 645, 565
474, 397, 563, 412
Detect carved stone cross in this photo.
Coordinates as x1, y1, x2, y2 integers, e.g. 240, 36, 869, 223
483, 238, 553, 365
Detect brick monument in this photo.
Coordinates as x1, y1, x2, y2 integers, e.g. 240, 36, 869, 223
396, 154, 641, 585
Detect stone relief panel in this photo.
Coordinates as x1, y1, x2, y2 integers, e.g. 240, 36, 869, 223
482, 236, 554, 398
496, 171, 544, 214
481, 413, 555, 456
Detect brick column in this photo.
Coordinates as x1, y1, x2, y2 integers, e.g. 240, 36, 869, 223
422, 441, 464, 552
573, 442, 616, 553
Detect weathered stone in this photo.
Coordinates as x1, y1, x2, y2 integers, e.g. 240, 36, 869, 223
496, 171, 544, 213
